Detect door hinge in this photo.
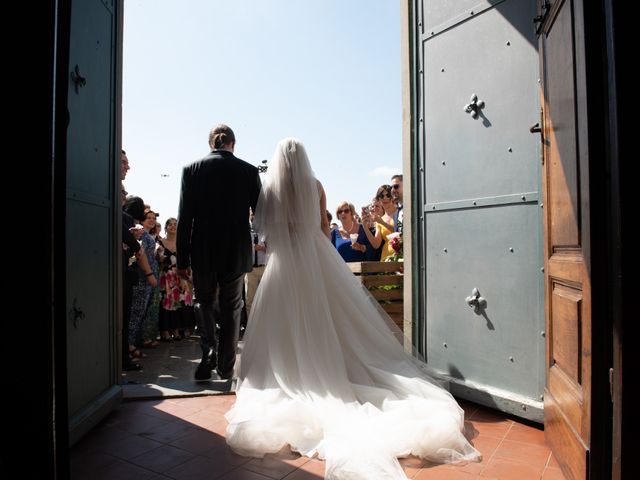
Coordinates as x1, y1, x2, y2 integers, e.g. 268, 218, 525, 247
609, 367, 614, 401
533, 1, 551, 35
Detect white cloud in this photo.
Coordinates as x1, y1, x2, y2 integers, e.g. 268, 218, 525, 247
369, 166, 402, 177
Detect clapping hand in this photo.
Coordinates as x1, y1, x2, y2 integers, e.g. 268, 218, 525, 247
351, 241, 366, 253
130, 225, 145, 240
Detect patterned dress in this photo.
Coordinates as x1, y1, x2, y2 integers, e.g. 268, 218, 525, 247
128, 231, 158, 346
158, 243, 194, 333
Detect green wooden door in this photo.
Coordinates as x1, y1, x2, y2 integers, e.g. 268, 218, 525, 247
66, 0, 122, 444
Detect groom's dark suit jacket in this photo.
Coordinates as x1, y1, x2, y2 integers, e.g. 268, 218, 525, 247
177, 150, 261, 274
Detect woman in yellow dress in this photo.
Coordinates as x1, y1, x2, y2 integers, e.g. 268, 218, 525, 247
362, 184, 398, 260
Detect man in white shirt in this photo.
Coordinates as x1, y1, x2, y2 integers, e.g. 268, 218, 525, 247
391, 174, 404, 233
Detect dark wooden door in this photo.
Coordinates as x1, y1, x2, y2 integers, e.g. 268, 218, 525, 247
538, 1, 591, 478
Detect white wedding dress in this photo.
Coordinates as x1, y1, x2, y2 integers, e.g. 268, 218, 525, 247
225, 139, 480, 479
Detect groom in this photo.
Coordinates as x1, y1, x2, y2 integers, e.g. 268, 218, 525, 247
177, 124, 261, 381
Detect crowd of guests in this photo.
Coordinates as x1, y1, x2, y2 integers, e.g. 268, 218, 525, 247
121, 151, 195, 371
330, 174, 404, 263
120, 147, 403, 370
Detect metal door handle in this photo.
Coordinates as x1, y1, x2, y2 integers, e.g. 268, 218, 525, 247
464, 94, 485, 119
69, 297, 86, 328
465, 288, 487, 314
71, 64, 87, 94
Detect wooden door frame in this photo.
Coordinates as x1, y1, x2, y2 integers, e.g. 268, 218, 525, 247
600, 1, 629, 478
403, 0, 627, 478
539, 0, 621, 478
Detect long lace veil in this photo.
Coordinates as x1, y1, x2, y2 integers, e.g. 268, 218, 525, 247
253, 138, 320, 249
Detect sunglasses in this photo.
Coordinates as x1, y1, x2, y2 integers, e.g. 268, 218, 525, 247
391, 184, 400, 190
377, 193, 392, 199
337, 208, 351, 215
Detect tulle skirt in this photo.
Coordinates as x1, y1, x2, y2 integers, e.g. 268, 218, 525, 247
225, 231, 480, 479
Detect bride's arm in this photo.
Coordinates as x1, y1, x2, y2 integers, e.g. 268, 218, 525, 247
317, 180, 331, 239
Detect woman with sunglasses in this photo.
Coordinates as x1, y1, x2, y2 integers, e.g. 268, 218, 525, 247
361, 184, 398, 261
330, 202, 370, 262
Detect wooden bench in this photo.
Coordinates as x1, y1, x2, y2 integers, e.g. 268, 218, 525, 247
347, 261, 404, 331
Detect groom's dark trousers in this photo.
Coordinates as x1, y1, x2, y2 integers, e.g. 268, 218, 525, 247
192, 271, 244, 377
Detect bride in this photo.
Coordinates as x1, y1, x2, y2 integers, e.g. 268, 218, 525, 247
225, 138, 480, 479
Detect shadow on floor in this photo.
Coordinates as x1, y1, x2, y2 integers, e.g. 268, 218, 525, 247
70, 397, 324, 479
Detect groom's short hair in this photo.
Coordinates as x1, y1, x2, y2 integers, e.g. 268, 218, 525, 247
209, 124, 236, 150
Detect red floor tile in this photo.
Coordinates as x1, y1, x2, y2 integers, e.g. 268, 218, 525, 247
218, 468, 274, 480
480, 457, 546, 480
504, 422, 547, 447
399, 455, 426, 478
414, 464, 477, 480
491, 439, 551, 469
243, 449, 310, 479
127, 444, 195, 474
542, 466, 567, 480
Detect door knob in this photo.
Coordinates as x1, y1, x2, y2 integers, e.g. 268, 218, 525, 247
69, 297, 86, 328
465, 288, 487, 314
71, 64, 87, 94
464, 94, 485, 119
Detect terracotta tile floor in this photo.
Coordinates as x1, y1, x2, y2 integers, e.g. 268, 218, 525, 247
70, 396, 567, 479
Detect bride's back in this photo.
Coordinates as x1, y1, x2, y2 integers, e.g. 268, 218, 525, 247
254, 138, 321, 244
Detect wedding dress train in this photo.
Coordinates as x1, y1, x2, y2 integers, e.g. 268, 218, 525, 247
225, 138, 480, 479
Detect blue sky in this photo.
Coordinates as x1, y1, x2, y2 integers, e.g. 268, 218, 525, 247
122, 0, 402, 225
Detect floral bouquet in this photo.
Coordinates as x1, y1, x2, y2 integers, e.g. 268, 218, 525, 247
386, 232, 403, 262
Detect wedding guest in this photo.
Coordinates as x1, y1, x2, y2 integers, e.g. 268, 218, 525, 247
391, 174, 404, 233
330, 202, 370, 263
158, 217, 195, 341
362, 185, 398, 261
